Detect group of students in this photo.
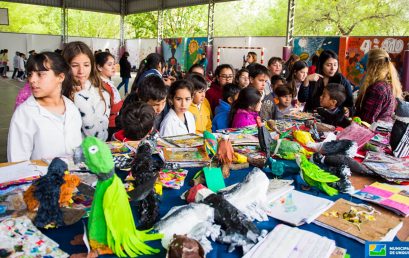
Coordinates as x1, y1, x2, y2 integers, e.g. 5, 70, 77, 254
6, 41, 404, 164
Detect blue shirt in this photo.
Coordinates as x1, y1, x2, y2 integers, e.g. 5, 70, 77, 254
212, 100, 231, 132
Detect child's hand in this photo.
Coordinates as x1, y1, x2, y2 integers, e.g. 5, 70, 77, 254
306, 73, 323, 82
163, 76, 175, 86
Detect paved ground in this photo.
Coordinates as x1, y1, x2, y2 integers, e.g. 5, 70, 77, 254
0, 72, 135, 162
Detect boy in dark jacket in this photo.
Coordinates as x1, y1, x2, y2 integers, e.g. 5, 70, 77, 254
212, 83, 241, 132
317, 83, 351, 128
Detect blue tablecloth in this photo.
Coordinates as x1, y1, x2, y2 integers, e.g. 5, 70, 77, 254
41, 164, 391, 258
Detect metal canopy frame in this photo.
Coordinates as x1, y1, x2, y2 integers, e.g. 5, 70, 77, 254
3, 0, 295, 51
2, 0, 235, 15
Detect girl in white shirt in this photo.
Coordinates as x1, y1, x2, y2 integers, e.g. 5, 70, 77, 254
62, 41, 110, 141
160, 80, 196, 137
7, 52, 82, 162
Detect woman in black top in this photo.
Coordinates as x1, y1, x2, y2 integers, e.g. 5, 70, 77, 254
117, 51, 131, 94
298, 50, 353, 113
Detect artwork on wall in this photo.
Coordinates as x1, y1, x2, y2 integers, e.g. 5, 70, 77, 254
344, 37, 409, 86
162, 38, 185, 72
293, 37, 340, 66
186, 37, 208, 71
162, 37, 209, 72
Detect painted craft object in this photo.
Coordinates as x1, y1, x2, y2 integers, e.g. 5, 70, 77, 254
75, 137, 162, 257
128, 143, 163, 230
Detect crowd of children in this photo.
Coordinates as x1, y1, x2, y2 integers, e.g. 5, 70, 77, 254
5, 42, 405, 162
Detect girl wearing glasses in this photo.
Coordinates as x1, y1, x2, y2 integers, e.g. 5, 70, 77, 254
205, 64, 234, 113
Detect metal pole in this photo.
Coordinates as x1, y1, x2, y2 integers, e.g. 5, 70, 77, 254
157, 1, 164, 48
120, 0, 126, 48
285, 0, 295, 47
61, 0, 68, 44
207, 0, 215, 47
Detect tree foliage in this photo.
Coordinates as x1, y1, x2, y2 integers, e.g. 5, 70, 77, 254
0, 2, 60, 35
67, 9, 120, 38
125, 5, 207, 39
295, 0, 409, 36
214, 0, 287, 36
0, 0, 409, 38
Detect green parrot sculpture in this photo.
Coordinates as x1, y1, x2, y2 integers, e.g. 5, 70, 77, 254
75, 136, 162, 257
296, 154, 340, 196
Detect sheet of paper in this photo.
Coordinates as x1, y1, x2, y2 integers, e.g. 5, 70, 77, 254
0, 161, 47, 184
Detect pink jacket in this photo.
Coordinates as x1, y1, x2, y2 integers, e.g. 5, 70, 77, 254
232, 109, 258, 128
15, 82, 31, 110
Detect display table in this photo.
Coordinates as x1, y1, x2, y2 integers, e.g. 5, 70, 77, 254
1, 161, 408, 258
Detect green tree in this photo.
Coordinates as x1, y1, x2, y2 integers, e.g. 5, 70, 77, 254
294, 0, 409, 36
67, 9, 120, 38
125, 5, 207, 39
125, 11, 157, 38
0, 2, 60, 35
214, 0, 287, 36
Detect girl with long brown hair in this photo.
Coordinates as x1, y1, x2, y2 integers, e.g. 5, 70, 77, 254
62, 41, 110, 140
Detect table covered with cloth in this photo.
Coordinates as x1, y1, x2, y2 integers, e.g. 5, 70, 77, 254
39, 160, 397, 258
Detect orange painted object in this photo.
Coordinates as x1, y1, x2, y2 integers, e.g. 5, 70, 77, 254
217, 137, 234, 165
59, 174, 81, 207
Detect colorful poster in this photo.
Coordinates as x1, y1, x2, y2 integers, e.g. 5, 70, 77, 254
293, 37, 340, 65
162, 37, 211, 72
162, 38, 185, 72
186, 37, 208, 71
344, 37, 409, 86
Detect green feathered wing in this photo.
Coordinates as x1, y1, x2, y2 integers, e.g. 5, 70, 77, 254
298, 155, 340, 196
88, 177, 113, 248
103, 174, 163, 257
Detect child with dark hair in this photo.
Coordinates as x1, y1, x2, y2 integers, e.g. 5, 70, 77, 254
235, 68, 249, 88
187, 73, 212, 134
271, 86, 294, 120
187, 64, 205, 76
206, 64, 234, 113
260, 75, 286, 120
160, 80, 196, 137
95, 51, 123, 140
112, 101, 155, 142
230, 86, 262, 128
138, 76, 169, 131
212, 83, 241, 131
8, 52, 82, 162
132, 53, 173, 90
317, 83, 351, 127
267, 57, 283, 76
243, 51, 257, 68
248, 63, 269, 96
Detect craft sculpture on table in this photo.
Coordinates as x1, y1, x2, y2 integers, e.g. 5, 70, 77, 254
127, 143, 163, 230
296, 155, 340, 196
23, 158, 82, 228
74, 136, 162, 257
167, 234, 205, 258
163, 169, 272, 253
202, 193, 264, 253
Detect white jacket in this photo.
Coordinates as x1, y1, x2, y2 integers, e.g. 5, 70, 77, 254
7, 96, 83, 162
74, 80, 110, 141
160, 108, 196, 137
13, 55, 19, 68
18, 56, 25, 71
